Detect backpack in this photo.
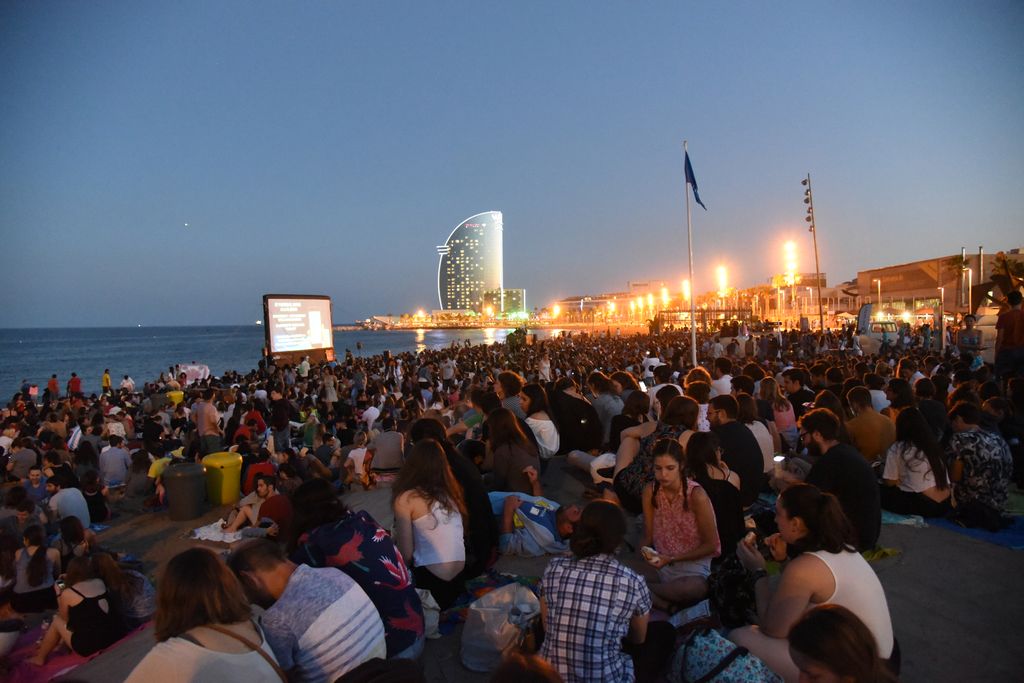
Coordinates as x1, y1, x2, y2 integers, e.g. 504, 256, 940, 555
668, 628, 782, 683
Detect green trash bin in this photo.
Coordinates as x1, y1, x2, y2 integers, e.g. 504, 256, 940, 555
202, 451, 243, 505
163, 462, 206, 521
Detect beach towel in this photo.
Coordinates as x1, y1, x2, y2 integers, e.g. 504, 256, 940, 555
190, 519, 243, 544
929, 516, 1024, 550
3, 623, 149, 683
881, 510, 928, 528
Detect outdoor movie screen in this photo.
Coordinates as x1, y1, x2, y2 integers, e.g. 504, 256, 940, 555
263, 295, 334, 354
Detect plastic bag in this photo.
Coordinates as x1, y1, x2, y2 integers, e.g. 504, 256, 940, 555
460, 583, 540, 672
416, 588, 442, 640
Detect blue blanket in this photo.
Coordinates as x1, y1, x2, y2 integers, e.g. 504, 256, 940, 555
929, 516, 1024, 550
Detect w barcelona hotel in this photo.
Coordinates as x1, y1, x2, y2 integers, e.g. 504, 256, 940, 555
435, 211, 525, 316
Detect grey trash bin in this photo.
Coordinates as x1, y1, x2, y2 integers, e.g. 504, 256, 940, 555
163, 462, 207, 521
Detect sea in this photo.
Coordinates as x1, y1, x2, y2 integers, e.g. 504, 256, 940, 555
0, 325, 562, 399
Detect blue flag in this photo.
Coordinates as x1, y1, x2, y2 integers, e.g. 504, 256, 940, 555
685, 151, 707, 210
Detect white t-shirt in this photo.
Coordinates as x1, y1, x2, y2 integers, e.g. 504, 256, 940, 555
709, 374, 732, 399
882, 443, 937, 493
346, 447, 368, 476
125, 626, 282, 683
745, 420, 775, 473
361, 405, 380, 429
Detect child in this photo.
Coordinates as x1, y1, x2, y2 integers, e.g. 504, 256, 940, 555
343, 432, 374, 489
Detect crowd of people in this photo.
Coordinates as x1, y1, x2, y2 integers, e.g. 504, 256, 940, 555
1, 297, 1022, 681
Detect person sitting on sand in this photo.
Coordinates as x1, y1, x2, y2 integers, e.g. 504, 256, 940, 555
788, 604, 899, 683
223, 475, 277, 533
228, 540, 386, 682
490, 490, 580, 557
125, 547, 284, 683
28, 555, 126, 665
640, 439, 720, 611
730, 484, 895, 682
391, 439, 467, 609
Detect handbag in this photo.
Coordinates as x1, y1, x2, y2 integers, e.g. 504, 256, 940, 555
668, 628, 782, 683
707, 554, 758, 629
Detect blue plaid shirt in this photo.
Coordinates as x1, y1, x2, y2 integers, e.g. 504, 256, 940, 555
540, 553, 652, 682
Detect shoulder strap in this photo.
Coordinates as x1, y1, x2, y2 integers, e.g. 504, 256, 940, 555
693, 642, 749, 683
202, 623, 288, 682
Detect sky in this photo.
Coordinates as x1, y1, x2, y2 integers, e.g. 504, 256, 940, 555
1, 1, 1022, 327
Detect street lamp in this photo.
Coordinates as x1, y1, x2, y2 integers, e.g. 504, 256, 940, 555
937, 286, 945, 352
873, 278, 882, 308
802, 174, 825, 334
682, 279, 691, 303
552, 304, 560, 319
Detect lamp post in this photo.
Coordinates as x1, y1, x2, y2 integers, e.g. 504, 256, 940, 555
802, 174, 825, 335
937, 286, 945, 353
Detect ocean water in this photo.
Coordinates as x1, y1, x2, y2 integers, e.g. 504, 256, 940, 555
0, 325, 552, 399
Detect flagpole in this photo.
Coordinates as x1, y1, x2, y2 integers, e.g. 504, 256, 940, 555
684, 140, 697, 368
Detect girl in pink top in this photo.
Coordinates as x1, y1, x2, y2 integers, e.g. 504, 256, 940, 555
641, 439, 720, 611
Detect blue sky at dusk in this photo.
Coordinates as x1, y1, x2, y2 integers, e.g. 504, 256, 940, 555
2, 1, 1022, 326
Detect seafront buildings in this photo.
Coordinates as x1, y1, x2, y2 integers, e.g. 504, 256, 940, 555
436, 211, 505, 312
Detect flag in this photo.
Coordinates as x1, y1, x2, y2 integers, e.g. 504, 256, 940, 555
684, 151, 707, 210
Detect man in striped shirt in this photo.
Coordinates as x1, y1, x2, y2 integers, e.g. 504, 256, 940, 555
229, 540, 386, 683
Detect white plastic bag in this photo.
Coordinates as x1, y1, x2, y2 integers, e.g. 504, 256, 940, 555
460, 582, 540, 672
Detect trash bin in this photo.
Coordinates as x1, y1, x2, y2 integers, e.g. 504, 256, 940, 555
202, 451, 243, 505
163, 462, 206, 521
166, 390, 184, 406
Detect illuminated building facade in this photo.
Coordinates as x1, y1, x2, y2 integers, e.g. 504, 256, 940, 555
482, 288, 526, 314
436, 211, 503, 311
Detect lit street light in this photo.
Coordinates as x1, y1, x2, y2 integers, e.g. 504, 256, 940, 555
552, 304, 561, 319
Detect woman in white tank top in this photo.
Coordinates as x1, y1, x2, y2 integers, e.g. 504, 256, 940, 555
392, 439, 467, 609
730, 484, 895, 683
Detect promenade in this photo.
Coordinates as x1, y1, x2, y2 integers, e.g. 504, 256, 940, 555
61, 457, 1024, 682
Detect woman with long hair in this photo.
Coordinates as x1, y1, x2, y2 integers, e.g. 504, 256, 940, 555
609, 389, 651, 454
51, 515, 97, 568
125, 548, 282, 682
882, 378, 915, 421
587, 371, 624, 449
409, 418, 498, 576
482, 408, 541, 495
730, 484, 895, 682
391, 439, 468, 609
11, 525, 60, 613
611, 393, 697, 513
640, 439, 720, 610
520, 383, 560, 461
288, 478, 425, 660
789, 605, 899, 683
92, 552, 156, 629
880, 406, 951, 517
28, 555, 126, 664
684, 431, 745, 557
761, 377, 798, 452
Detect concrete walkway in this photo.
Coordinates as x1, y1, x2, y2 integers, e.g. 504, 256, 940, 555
65, 461, 1024, 682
